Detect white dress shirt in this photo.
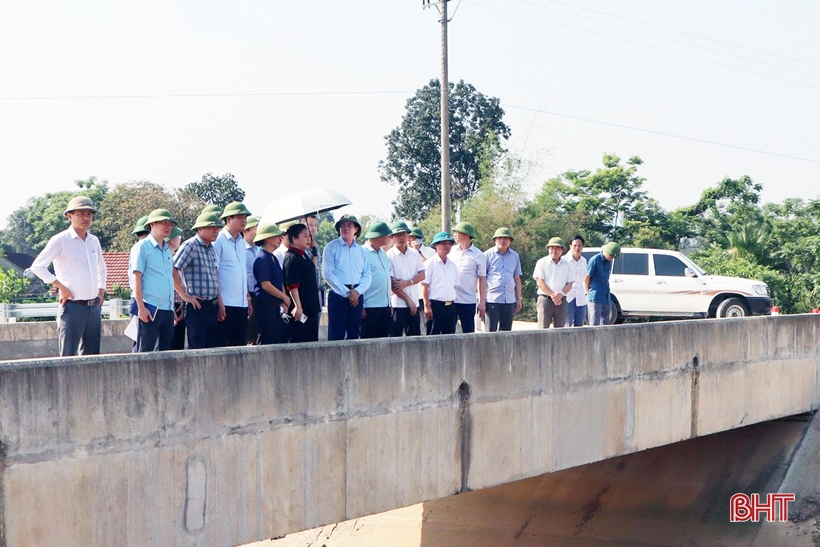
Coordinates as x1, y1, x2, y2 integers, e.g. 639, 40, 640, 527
562, 253, 588, 306
423, 254, 460, 302
31, 226, 106, 300
387, 245, 425, 308
533, 256, 570, 296
449, 243, 486, 304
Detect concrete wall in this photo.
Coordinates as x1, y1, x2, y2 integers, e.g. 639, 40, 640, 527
0, 319, 132, 359
0, 315, 818, 547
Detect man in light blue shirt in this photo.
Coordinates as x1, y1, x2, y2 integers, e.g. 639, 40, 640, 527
483, 227, 523, 332
213, 201, 253, 347
132, 209, 177, 352
361, 222, 393, 339
322, 214, 372, 340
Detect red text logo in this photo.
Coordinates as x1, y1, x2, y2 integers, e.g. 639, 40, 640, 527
730, 493, 795, 522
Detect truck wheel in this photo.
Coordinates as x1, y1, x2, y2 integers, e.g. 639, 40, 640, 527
609, 299, 624, 325
717, 297, 749, 318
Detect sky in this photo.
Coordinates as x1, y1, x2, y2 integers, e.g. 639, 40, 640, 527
1, 0, 818, 230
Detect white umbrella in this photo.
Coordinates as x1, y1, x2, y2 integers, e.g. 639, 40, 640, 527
259, 188, 352, 226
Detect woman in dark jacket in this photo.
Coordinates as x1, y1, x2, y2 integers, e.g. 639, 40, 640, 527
253, 223, 291, 344
283, 223, 321, 342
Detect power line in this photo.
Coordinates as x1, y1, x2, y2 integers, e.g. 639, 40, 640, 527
0, 90, 413, 101
518, 0, 820, 69
503, 102, 820, 164
505, 0, 820, 80
465, 1, 820, 91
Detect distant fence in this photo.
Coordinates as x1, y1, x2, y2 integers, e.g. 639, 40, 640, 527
0, 298, 129, 322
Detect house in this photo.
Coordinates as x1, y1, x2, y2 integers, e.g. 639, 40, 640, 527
103, 252, 130, 297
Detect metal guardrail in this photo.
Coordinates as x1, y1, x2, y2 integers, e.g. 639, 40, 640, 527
0, 299, 129, 322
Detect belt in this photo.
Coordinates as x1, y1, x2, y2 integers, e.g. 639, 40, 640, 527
191, 297, 219, 305
68, 298, 99, 306
344, 284, 359, 290
432, 300, 454, 306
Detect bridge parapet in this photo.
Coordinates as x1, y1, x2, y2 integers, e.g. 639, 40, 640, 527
0, 316, 817, 547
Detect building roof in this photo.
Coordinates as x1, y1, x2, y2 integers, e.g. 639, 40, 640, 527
4, 252, 35, 270
103, 252, 130, 293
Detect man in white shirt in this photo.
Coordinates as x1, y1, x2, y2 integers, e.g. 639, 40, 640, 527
533, 237, 573, 329
421, 232, 460, 335
31, 196, 107, 356
387, 221, 426, 337
563, 235, 588, 327
450, 222, 487, 333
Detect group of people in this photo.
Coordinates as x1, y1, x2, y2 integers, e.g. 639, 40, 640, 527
31, 194, 622, 357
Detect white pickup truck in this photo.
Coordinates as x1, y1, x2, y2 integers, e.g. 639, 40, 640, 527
581, 247, 773, 323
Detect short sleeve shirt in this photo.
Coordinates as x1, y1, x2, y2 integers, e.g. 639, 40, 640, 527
586, 252, 612, 303
387, 245, 426, 308
533, 256, 570, 296
449, 243, 487, 304
484, 247, 522, 304
133, 234, 175, 311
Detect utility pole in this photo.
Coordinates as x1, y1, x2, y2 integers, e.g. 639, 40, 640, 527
424, 0, 451, 232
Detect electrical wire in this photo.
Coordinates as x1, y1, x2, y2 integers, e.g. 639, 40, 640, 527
504, 0, 820, 79
503, 102, 820, 164
0, 90, 413, 101
465, 1, 820, 91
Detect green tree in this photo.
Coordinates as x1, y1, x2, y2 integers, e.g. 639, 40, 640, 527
95, 181, 202, 251
0, 267, 30, 303
0, 177, 108, 255
538, 154, 666, 245
182, 173, 246, 208
379, 79, 511, 222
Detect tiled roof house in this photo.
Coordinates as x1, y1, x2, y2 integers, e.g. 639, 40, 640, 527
103, 252, 130, 294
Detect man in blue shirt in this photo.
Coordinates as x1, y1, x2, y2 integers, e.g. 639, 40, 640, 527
322, 214, 372, 340
361, 222, 394, 339
483, 227, 523, 332
213, 201, 253, 347
584, 242, 620, 326
132, 209, 177, 352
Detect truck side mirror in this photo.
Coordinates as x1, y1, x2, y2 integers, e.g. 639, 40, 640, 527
684, 267, 696, 278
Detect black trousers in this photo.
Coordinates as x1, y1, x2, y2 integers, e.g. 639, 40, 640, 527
486, 302, 516, 332
137, 309, 175, 352
390, 307, 421, 337
429, 300, 457, 335
454, 303, 476, 333
361, 306, 392, 338
215, 306, 249, 347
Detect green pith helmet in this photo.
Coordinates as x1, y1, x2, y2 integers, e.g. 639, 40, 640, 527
452, 221, 477, 239
334, 214, 362, 237
200, 204, 222, 216
430, 231, 455, 247
192, 212, 224, 230
364, 221, 392, 239
546, 237, 565, 249
64, 195, 97, 215
244, 216, 260, 230
390, 221, 411, 235
131, 215, 150, 235
602, 241, 622, 258
409, 228, 424, 240
220, 201, 252, 219
146, 209, 177, 225
165, 226, 183, 242
254, 222, 284, 244
492, 227, 514, 241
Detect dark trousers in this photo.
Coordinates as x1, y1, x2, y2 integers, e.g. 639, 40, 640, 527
421, 299, 432, 335
216, 306, 249, 347
186, 300, 220, 349
291, 312, 320, 343
361, 306, 391, 339
454, 303, 476, 334
429, 300, 457, 335
390, 307, 421, 337
137, 309, 175, 352
486, 302, 516, 332
256, 299, 290, 345
171, 318, 186, 350
58, 300, 102, 356
327, 291, 363, 341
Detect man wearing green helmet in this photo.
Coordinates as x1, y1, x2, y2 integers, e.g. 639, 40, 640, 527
213, 201, 253, 346
421, 232, 461, 335
450, 221, 487, 334
585, 241, 621, 325
30, 196, 107, 356
483, 228, 523, 331
361, 222, 394, 339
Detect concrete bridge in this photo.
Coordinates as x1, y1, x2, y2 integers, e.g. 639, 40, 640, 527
0, 315, 818, 547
